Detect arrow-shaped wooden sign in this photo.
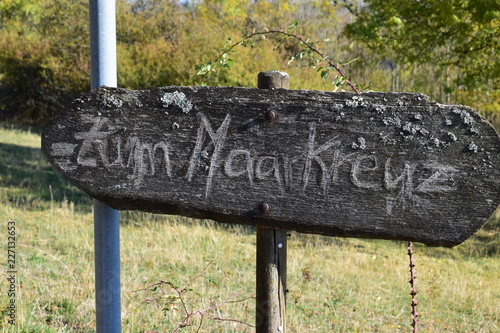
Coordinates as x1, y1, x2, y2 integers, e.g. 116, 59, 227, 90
42, 86, 500, 247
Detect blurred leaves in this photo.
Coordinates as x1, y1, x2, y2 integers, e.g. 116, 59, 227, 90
0, 0, 89, 124
0, 0, 498, 130
344, 0, 499, 127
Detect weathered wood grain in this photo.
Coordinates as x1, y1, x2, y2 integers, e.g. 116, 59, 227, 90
42, 86, 500, 246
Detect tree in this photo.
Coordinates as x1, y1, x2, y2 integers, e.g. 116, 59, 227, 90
0, 0, 90, 124
343, 0, 500, 127
0, 0, 352, 124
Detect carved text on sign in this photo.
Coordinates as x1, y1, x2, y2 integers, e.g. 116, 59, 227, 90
52, 113, 457, 217
42, 86, 500, 246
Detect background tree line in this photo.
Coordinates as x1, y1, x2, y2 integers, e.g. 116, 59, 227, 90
0, 0, 498, 130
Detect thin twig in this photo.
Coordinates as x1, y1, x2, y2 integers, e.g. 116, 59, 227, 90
182, 261, 214, 292
170, 293, 255, 332
208, 29, 360, 93
132, 262, 213, 295
408, 241, 419, 332
133, 262, 254, 332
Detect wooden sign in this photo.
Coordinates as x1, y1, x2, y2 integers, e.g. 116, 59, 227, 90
42, 86, 500, 247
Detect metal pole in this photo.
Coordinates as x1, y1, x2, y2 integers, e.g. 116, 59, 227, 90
89, 0, 121, 332
90, 0, 117, 90
256, 71, 289, 333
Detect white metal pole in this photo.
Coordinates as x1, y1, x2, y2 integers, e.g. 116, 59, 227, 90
90, 0, 117, 89
89, 0, 121, 332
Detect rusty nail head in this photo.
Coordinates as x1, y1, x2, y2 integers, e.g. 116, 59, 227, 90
259, 201, 271, 214
264, 110, 278, 122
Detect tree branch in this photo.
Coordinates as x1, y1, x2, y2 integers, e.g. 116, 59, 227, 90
199, 27, 360, 93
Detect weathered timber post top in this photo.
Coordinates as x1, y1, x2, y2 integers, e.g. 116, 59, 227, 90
42, 85, 500, 247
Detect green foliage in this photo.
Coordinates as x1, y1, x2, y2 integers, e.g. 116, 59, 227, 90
0, 0, 498, 131
0, 0, 349, 125
345, 0, 499, 80
0, 0, 90, 125
195, 21, 361, 92
343, 0, 500, 128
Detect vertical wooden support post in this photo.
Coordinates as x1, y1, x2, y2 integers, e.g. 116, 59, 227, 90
89, 0, 121, 332
256, 71, 289, 333
256, 228, 287, 333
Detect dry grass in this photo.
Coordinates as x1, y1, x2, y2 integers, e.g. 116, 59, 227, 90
0, 125, 499, 332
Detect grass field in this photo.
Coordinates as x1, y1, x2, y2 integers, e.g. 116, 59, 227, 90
0, 123, 499, 332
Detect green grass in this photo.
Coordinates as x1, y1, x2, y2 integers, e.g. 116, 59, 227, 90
0, 124, 499, 332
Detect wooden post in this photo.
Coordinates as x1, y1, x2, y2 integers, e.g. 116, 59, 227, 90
256, 71, 289, 333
